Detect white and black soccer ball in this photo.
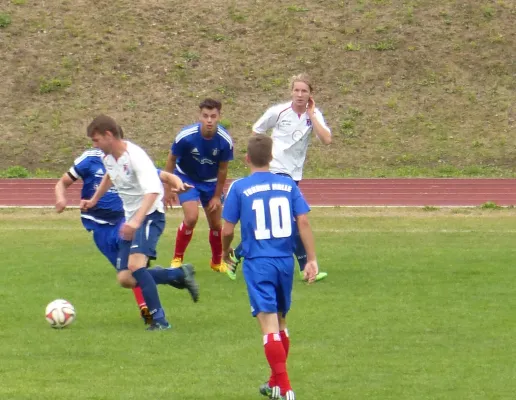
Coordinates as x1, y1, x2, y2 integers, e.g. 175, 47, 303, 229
45, 299, 76, 329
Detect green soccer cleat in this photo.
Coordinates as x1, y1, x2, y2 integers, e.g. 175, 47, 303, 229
299, 271, 328, 282
259, 382, 280, 399
226, 250, 240, 281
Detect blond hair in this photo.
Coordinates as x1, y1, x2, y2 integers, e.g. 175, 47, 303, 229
290, 73, 313, 93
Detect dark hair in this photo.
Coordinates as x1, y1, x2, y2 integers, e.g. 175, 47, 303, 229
199, 98, 222, 112
87, 115, 122, 138
247, 135, 273, 167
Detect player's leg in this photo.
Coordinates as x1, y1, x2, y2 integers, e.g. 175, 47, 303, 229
147, 264, 199, 303
243, 258, 291, 399
171, 189, 200, 267
201, 186, 231, 275
127, 211, 170, 330
92, 223, 149, 320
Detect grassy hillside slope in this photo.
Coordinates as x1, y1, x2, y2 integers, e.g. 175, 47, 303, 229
0, 0, 514, 177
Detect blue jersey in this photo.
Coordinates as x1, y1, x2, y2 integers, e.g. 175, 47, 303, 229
171, 123, 233, 182
68, 149, 124, 230
223, 172, 310, 259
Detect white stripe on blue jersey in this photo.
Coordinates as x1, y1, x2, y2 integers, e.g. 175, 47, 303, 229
217, 127, 233, 149
175, 125, 198, 143
73, 149, 103, 166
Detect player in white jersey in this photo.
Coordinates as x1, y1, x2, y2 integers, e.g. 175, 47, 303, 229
230, 73, 331, 283
80, 115, 172, 331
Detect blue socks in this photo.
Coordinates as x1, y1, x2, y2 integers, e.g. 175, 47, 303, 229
132, 268, 167, 324
147, 267, 185, 285
294, 230, 307, 272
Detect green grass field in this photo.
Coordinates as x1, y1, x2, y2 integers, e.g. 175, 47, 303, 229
1, 208, 516, 399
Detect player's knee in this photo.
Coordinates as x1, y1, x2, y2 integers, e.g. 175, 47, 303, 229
183, 215, 198, 228
117, 270, 136, 288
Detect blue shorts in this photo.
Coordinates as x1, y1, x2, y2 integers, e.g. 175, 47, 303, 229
175, 172, 222, 208
116, 210, 166, 271
243, 256, 295, 317
91, 220, 124, 268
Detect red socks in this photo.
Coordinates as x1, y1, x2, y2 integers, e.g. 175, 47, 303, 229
132, 286, 146, 308
264, 333, 291, 394
280, 329, 290, 357
209, 228, 222, 264
174, 221, 194, 259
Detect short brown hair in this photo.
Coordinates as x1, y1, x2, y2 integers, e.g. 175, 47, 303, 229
247, 135, 273, 167
199, 98, 222, 112
87, 115, 122, 138
290, 73, 313, 93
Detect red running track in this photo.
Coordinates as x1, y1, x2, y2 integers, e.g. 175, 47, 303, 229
1, 178, 516, 207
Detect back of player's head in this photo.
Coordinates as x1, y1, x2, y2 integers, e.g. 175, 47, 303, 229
87, 115, 122, 138
290, 73, 313, 93
247, 135, 273, 167
199, 98, 222, 112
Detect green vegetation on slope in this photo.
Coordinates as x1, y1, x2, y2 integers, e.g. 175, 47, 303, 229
0, 0, 514, 177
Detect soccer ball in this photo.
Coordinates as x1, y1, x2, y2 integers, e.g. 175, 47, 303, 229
45, 299, 76, 329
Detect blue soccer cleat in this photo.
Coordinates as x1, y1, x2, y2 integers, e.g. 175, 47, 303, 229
146, 321, 172, 331
180, 263, 200, 303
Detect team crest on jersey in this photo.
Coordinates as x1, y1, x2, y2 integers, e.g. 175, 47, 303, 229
306, 118, 312, 127
123, 163, 130, 176
212, 148, 218, 156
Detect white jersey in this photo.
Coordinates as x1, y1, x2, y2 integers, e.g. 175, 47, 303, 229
102, 141, 164, 221
252, 101, 331, 181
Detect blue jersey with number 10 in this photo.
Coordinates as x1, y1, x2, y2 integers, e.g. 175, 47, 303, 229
223, 172, 310, 259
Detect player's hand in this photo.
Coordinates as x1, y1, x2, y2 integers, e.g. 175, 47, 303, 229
164, 192, 178, 210
172, 182, 194, 195
303, 260, 319, 284
79, 199, 96, 211
207, 196, 222, 213
307, 96, 316, 117
55, 198, 67, 213
120, 221, 138, 240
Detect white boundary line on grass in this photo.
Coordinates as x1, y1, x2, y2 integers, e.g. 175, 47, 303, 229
0, 205, 484, 209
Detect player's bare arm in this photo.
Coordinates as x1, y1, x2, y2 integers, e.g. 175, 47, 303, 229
208, 161, 229, 212
307, 97, 331, 145
163, 152, 178, 207
55, 173, 75, 213
296, 213, 319, 283
159, 170, 194, 194
164, 151, 176, 173
80, 173, 113, 211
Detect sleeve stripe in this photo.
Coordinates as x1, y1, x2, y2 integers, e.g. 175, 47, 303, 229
73, 149, 103, 166
217, 129, 233, 148
175, 126, 198, 143
175, 130, 196, 143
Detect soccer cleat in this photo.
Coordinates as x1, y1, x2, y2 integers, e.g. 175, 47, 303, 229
315, 271, 328, 281
210, 260, 228, 273
170, 257, 183, 268
180, 263, 199, 303
281, 390, 296, 400
300, 271, 328, 282
259, 383, 281, 399
225, 250, 240, 281
146, 321, 172, 331
140, 306, 153, 325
